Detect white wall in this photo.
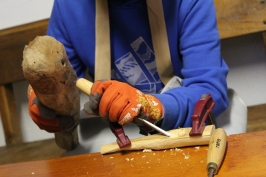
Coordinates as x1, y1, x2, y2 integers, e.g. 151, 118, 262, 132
1, 0, 266, 147
0, 0, 54, 30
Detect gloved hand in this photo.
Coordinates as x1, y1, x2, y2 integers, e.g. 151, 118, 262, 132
27, 86, 75, 133
88, 80, 164, 132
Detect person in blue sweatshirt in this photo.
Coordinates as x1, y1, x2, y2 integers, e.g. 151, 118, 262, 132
28, 0, 228, 136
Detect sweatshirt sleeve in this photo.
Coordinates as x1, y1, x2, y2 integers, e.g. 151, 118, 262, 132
46, 0, 87, 78
155, 0, 228, 130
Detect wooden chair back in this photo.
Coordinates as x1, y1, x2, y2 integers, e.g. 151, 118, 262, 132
0, 19, 48, 145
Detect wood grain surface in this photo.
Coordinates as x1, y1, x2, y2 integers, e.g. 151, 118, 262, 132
1, 130, 266, 177
215, 0, 266, 39
247, 104, 266, 132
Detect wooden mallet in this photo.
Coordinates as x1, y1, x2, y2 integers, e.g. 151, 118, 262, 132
22, 36, 80, 150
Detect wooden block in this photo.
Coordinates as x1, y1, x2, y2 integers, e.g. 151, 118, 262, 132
101, 125, 215, 154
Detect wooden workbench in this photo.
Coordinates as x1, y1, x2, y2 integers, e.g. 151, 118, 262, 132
0, 130, 266, 177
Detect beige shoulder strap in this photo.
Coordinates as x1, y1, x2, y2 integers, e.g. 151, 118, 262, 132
146, 0, 174, 85
95, 0, 174, 85
95, 0, 111, 81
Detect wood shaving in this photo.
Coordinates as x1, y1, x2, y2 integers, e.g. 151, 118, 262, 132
184, 155, 190, 159
195, 146, 200, 151
175, 148, 182, 151
183, 152, 190, 159
143, 149, 153, 152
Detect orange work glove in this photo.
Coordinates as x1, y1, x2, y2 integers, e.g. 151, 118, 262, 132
89, 80, 164, 131
27, 86, 75, 133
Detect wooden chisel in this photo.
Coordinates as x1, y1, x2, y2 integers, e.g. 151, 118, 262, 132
207, 128, 227, 177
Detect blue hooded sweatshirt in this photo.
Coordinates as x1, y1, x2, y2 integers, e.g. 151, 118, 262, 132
47, 0, 228, 130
